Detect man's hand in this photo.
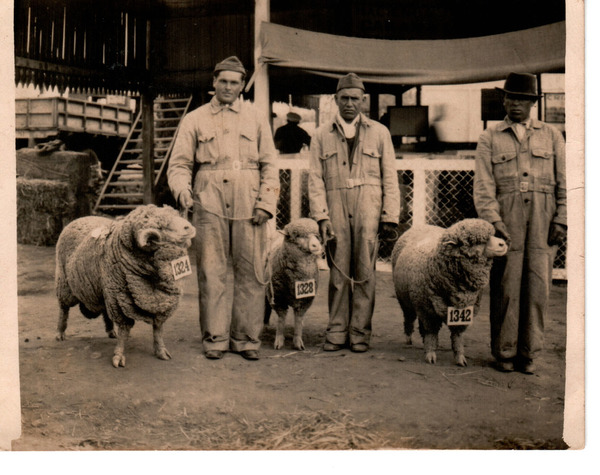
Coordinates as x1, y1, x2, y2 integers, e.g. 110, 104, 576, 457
379, 222, 399, 242
252, 208, 271, 226
319, 219, 335, 243
548, 223, 567, 246
179, 189, 194, 210
493, 221, 511, 246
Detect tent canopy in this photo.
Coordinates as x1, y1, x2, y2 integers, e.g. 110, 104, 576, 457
259, 21, 565, 86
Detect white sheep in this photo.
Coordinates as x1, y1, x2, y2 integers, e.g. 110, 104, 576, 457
264, 218, 323, 350
391, 218, 507, 366
55, 205, 196, 367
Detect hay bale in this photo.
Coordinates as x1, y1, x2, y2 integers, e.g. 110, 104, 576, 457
17, 178, 76, 246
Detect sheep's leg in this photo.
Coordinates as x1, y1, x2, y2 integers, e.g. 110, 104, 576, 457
112, 322, 133, 368
153, 320, 172, 361
56, 304, 70, 341
103, 312, 117, 339
402, 307, 416, 345
420, 316, 441, 365
274, 308, 288, 350
292, 309, 307, 351
450, 327, 467, 367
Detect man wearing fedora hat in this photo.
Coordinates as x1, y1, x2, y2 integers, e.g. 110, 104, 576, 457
168, 56, 279, 361
308, 72, 400, 353
274, 111, 311, 154
474, 72, 567, 374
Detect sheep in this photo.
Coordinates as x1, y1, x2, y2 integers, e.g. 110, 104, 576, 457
391, 218, 507, 366
55, 204, 196, 368
264, 218, 323, 350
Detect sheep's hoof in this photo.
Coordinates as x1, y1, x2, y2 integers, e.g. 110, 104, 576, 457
293, 337, 305, 351
404, 335, 413, 345
107, 330, 117, 339
273, 334, 285, 350
112, 354, 126, 368
455, 354, 468, 367
55, 333, 65, 341
155, 347, 172, 360
425, 352, 437, 364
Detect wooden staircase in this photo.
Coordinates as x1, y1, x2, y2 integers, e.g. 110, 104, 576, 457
94, 95, 192, 214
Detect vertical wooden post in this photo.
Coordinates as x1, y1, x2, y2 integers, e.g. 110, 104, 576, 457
254, 0, 270, 122
141, 89, 155, 205
370, 91, 379, 120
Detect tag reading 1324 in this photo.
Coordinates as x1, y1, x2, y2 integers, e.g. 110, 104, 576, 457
446, 305, 474, 326
295, 279, 316, 299
171, 255, 193, 280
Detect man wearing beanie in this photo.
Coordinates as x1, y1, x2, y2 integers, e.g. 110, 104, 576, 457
274, 111, 311, 154
308, 72, 400, 353
474, 72, 567, 374
168, 56, 279, 361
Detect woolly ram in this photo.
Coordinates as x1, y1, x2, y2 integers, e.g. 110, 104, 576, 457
55, 205, 196, 367
391, 218, 507, 366
264, 218, 323, 350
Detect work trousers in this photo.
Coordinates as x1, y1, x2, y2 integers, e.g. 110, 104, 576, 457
489, 191, 556, 362
193, 208, 268, 352
326, 185, 381, 346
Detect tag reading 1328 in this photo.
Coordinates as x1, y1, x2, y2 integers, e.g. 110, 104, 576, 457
171, 255, 193, 280
446, 305, 474, 326
295, 279, 316, 299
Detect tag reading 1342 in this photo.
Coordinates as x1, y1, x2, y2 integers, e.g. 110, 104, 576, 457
295, 279, 316, 299
171, 255, 193, 280
446, 305, 474, 326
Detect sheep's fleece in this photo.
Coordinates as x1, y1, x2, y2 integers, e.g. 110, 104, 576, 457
265, 218, 322, 350
391, 218, 507, 366
55, 205, 196, 367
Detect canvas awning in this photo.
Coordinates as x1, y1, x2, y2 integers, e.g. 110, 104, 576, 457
258, 21, 565, 85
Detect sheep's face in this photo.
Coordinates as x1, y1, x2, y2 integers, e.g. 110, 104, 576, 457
129, 205, 196, 251
484, 235, 507, 257
283, 219, 323, 256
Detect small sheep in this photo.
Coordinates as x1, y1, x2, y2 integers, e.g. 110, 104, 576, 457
264, 218, 323, 350
55, 205, 196, 368
391, 218, 507, 366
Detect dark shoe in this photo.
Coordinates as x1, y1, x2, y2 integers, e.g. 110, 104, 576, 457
205, 350, 224, 360
240, 350, 260, 360
520, 361, 536, 374
350, 343, 369, 353
323, 342, 344, 351
495, 360, 514, 372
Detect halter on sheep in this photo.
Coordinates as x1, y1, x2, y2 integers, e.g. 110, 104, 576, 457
55, 205, 196, 368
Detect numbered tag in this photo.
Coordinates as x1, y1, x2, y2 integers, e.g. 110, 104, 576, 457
447, 306, 474, 326
295, 279, 316, 299
171, 255, 193, 280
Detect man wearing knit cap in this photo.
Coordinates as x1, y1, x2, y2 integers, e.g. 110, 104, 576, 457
168, 56, 279, 361
274, 111, 311, 154
474, 72, 567, 374
308, 72, 400, 353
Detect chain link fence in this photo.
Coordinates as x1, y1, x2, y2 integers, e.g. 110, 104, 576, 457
274, 156, 566, 278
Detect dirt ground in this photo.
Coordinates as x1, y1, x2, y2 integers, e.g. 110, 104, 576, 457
12, 243, 569, 450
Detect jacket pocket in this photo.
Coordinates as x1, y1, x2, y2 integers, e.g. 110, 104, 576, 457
319, 148, 339, 189
240, 126, 259, 161
196, 132, 218, 164
491, 151, 518, 180
362, 147, 381, 178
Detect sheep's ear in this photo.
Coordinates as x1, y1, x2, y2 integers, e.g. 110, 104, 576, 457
137, 228, 161, 250
442, 239, 458, 249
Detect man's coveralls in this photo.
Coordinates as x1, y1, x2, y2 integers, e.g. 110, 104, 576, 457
308, 114, 400, 346
474, 117, 566, 362
168, 97, 279, 352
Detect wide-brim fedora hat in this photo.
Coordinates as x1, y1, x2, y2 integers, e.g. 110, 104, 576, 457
496, 72, 542, 99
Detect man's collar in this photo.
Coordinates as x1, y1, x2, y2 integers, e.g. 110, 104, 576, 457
331, 112, 371, 132
500, 116, 542, 130
210, 96, 241, 113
